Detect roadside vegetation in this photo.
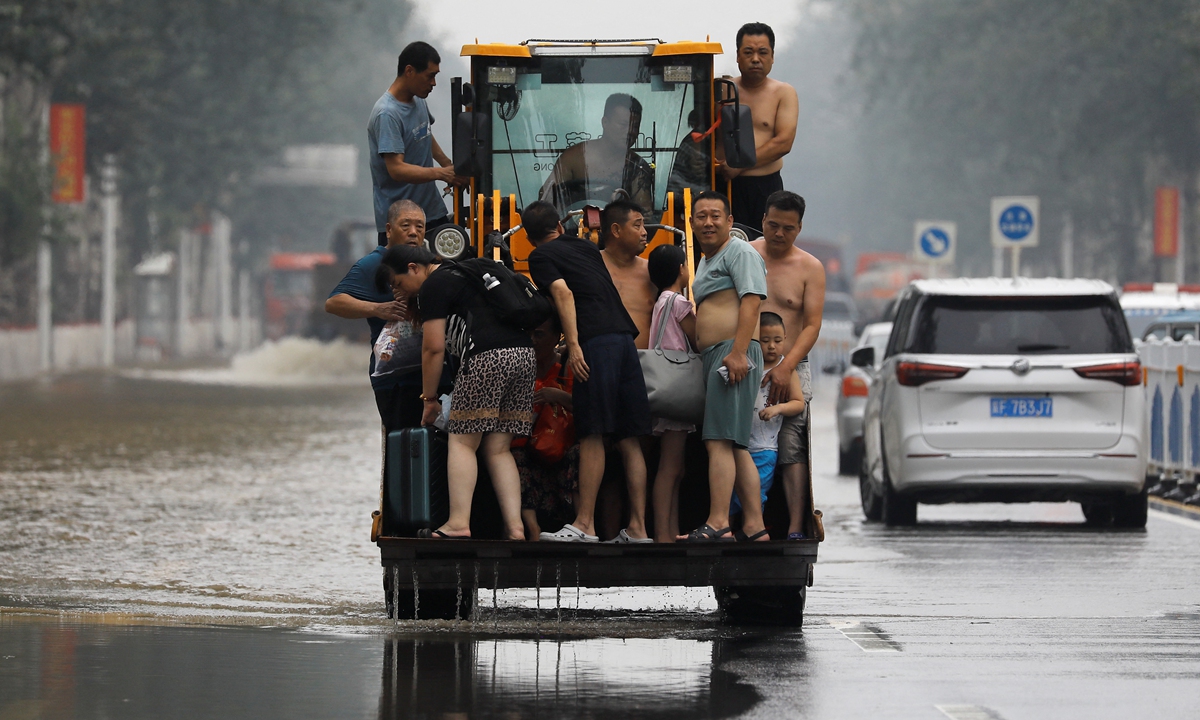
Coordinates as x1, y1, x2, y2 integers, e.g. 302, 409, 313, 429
845, 0, 1200, 277
0, 0, 418, 324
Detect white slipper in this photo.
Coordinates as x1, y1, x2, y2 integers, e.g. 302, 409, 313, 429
539, 524, 599, 543
609, 529, 653, 544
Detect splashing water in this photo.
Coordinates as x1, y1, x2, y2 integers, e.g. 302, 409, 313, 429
122, 337, 367, 386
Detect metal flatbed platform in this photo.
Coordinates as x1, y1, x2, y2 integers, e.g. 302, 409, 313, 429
378, 537, 819, 624
378, 537, 819, 589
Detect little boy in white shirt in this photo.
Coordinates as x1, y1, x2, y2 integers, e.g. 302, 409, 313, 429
731, 312, 806, 528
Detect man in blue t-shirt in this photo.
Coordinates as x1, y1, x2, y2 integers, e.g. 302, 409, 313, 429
368, 41, 463, 245
326, 199, 435, 432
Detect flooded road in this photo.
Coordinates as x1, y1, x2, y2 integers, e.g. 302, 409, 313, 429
3, 346, 1200, 718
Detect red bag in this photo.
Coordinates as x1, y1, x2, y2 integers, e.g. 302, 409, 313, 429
529, 359, 574, 464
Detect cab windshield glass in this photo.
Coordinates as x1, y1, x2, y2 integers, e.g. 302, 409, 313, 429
905, 296, 1133, 355
481, 55, 712, 215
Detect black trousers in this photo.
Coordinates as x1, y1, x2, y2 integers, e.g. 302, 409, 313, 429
730, 171, 784, 234
374, 374, 455, 435
374, 382, 424, 436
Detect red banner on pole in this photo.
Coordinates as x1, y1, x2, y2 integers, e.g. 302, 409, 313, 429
50, 104, 86, 204
1155, 186, 1180, 258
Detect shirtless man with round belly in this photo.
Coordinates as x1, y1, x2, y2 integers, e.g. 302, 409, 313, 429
680, 191, 771, 543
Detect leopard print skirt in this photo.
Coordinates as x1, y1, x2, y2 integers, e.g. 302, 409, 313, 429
448, 346, 536, 435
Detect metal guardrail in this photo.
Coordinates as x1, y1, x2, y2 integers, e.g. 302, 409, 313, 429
1138, 337, 1200, 480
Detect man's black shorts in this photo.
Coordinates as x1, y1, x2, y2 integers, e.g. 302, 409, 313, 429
573, 333, 652, 439
730, 171, 785, 234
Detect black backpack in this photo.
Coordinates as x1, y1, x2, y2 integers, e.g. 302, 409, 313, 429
447, 257, 552, 331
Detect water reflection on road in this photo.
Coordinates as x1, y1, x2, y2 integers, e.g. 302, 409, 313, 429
379, 635, 763, 719
0, 615, 775, 720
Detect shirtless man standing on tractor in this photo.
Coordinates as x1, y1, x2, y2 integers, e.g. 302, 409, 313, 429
601, 199, 658, 348
750, 190, 824, 540
720, 22, 799, 235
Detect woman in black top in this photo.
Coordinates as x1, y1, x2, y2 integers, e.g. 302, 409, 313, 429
379, 246, 535, 541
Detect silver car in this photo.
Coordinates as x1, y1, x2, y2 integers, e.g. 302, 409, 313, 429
833, 322, 893, 475
860, 278, 1146, 527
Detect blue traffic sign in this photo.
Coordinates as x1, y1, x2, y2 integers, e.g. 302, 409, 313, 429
999, 204, 1035, 241
919, 227, 951, 258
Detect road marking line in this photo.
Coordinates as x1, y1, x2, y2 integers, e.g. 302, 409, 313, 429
832, 621, 900, 652
1150, 508, 1200, 530
936, 705, 1004, 720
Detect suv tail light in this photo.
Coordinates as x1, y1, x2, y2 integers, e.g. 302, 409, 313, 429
842, 376, 869, 397
896, 361, 969, 387
1074, 361, 1141, 386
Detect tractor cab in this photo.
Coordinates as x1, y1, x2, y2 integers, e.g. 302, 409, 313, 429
439, 38, 756, 273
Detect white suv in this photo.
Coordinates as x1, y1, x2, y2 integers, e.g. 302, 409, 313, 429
859, 278, 1146, 527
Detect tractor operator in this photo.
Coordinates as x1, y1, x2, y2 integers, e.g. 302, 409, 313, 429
539, 93, 655, 214
719, 23, 799, 235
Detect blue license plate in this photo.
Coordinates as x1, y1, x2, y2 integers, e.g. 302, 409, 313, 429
990, 397, 1052, 418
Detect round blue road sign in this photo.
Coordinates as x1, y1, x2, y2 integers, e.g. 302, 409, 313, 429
919, 227, 951, 258
999, 204, 1034, 240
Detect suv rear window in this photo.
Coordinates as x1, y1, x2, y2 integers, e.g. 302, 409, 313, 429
904, 295, 1132, 355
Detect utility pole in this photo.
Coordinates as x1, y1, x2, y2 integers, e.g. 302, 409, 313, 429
38, 100, 53, 373
238, 266, 252, 351
100, 156, 118, 367
212, 211, 233, 352
1061, 211, 1074, 279
37, 240, 52, 372
177, 229, 192, 356
1178, 190, 1188, 286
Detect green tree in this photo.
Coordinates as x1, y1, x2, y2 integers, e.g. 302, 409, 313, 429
0, 0, 420, 268
847, 0, 1200, 279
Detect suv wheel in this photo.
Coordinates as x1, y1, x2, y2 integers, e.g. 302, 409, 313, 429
1111, 487, 1149, 529
881, 463, 917, 526
839, 439, 863, 476
1081, 501, 1114, 527
859, 454, 882, 521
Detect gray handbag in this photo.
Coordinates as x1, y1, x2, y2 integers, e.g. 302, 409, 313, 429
637, 293, 706, 424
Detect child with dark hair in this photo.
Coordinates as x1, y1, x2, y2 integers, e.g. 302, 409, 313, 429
511, 314, 580, 540
730, 312, 806, 524
646, 244, 700, 542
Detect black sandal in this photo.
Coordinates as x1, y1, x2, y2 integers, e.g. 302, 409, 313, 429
417, 528, 469, 539
736, 528, 771, 542
680, 524, 734, 542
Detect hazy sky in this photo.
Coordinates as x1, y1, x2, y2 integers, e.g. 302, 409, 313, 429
411, 0, 810, 77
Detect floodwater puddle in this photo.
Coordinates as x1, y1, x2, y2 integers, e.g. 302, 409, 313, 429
0, 612, 766, 719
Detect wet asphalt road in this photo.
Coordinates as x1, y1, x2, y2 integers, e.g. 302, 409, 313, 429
2, 375, 1200, 719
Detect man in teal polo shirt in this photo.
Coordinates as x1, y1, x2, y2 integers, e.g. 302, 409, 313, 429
680, 190, 771, 543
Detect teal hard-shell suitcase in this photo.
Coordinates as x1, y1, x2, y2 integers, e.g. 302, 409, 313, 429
384, 428, 449, 536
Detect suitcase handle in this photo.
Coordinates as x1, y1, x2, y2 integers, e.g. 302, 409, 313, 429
410, 438, 422, 459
